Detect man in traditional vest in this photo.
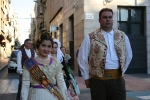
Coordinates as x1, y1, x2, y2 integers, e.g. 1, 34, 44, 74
16, 39, 36, 100
77, 8, 132, 100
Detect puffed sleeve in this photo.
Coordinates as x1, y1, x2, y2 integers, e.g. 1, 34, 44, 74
21, 67, 30, 100
55, 63, 69, 100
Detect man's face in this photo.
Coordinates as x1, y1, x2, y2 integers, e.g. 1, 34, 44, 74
99, 11, 113, 30
25, 40, 33, 49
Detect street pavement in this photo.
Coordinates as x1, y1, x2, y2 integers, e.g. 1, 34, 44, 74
0, 58, 150, 100
75, 74, 150, 100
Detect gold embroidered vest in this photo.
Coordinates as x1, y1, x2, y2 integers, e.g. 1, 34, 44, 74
89, 28, 126, 78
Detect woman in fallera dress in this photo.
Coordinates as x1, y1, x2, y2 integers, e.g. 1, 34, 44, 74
51, 39, 71, 89
51, 39, 80, 100
21, 33, 69, 100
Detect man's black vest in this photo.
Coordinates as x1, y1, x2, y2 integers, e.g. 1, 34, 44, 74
21, 48, 35, 67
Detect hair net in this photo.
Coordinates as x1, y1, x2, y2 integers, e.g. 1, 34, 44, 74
53, 38, 64, 62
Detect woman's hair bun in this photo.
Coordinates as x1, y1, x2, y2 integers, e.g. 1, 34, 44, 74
35, 32, 53, 48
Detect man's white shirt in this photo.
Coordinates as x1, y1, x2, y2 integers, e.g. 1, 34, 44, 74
17, 48, 37, 74
77, 29, 133, 80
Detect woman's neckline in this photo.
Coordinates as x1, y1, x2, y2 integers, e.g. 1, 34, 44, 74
34, 57, 52, 66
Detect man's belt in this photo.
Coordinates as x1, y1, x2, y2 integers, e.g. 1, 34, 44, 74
24, 58, 63, 100
90, 68, 122, 80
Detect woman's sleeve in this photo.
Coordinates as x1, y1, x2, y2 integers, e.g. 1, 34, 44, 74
21, 67, 30, 100
61, 57, 71, 80
67, 58, 72, 67
56, 64, 69, 100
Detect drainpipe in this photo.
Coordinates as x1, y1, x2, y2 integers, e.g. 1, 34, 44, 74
135, 0, 137, 6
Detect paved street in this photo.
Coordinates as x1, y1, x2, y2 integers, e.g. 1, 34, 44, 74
0, 59, 150, 100
75, 73, 150, 100
0, 66, 18, 99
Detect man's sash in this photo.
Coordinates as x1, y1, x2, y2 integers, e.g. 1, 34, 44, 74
24, 58, 63, 100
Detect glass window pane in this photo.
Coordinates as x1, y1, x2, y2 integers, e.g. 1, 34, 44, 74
118, 9, 128, 21
118, 22, 128, 34
131, 9, 141, 22
131, 24, 141, 35
117, 9, 120, 21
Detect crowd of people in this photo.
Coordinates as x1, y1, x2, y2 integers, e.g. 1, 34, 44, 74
16, 33, 80, 100
14, 7, 133, 100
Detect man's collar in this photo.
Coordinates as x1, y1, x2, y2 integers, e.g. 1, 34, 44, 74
101, 29, 113, 35
24, 47, 30, 50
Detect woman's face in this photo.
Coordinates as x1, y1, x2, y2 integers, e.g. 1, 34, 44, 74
61, 47, 66, 54
51, 43, 58, 54
38, 40, 52, 58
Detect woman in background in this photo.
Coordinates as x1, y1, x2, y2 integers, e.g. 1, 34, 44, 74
51, 39, 80, 100
21, 33, 69, 100
60, 46, 72, 67
51, 39, 71, 89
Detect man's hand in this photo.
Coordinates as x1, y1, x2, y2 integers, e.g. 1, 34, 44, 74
11, 58, 16, 62
16, 70, 23, 75
85, 79, 90, 88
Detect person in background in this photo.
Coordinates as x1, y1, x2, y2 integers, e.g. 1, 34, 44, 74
76, 45, 82, 77
19, 44, 25, 50
77, 8, 132, 100
51, 39, 71, 88
51, 39, 64, 62
9, 48, 18, 64
16, 39, 36, 100
51, 39, 80, 99
21, 33, 69, 100
60, 46, 72, 67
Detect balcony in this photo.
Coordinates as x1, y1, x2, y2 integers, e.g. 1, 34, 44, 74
8, 0, 11, 4
6, 14, 9, 21
6, 31, 12, 42
39, 21, 47, 32
37, 5, 43, 15
40, 0, 47, 5
8, 21, 11, 26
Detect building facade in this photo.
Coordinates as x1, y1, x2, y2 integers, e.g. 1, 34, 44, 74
0, 0, 12, 58
33, 0, 150, 74
0, 0, 20, 59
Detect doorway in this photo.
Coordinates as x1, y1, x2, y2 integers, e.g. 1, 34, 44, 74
68, 15, 74, 70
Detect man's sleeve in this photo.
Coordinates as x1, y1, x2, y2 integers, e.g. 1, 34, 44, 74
123, 35, 133, 73
77, 35, 90, 80
16, 50, 23, 74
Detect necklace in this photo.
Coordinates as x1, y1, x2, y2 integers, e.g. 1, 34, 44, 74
37, 56, 49, 62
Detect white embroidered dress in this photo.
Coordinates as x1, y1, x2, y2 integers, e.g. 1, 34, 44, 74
21, 57, 69, 100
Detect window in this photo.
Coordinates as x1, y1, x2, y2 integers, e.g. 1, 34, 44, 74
118, 7, 145, 36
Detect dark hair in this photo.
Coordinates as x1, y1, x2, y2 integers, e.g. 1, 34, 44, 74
36, 33, 53, 48
99, 8, 113, 19
53, 42, 58, 47
24, 39, 31, 44
60, 46, 65, 49
19, 44, 24, 50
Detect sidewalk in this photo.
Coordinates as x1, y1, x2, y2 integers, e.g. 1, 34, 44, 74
75, 73, 150, 100
0, 58, 8, 70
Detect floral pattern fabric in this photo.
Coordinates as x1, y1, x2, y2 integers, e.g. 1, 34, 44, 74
88, 28, 126, 77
